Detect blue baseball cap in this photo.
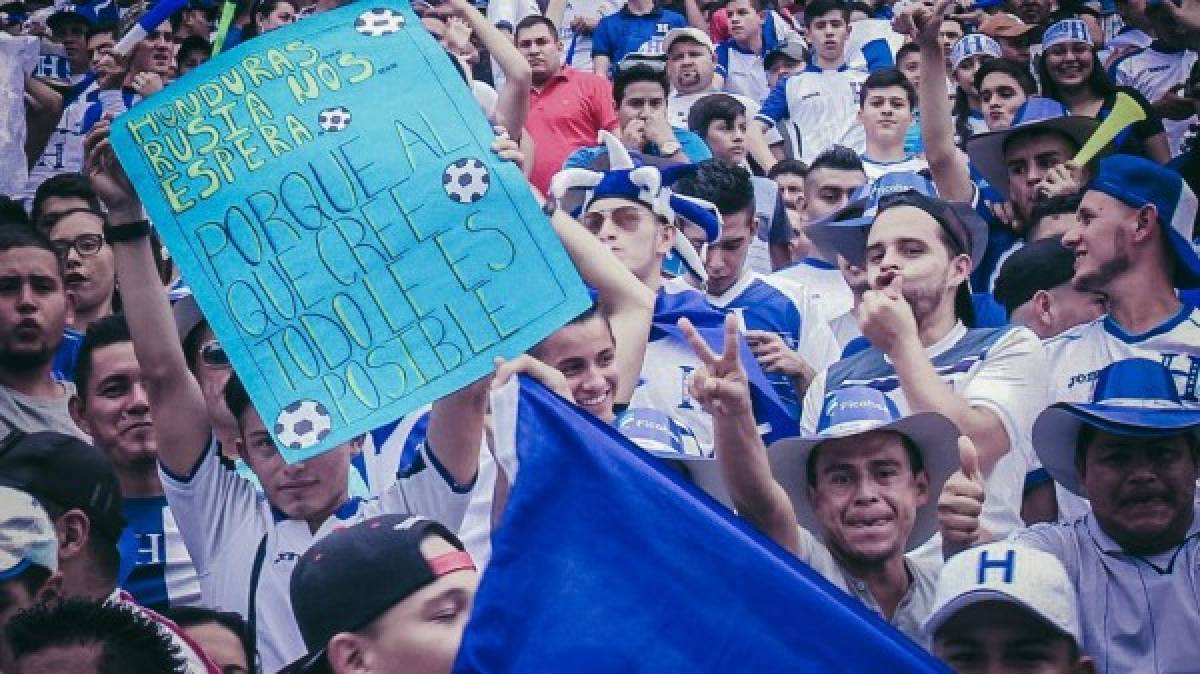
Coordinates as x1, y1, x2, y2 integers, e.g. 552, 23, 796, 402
768, 387, 961, 550
1032, 358, 1200, 496
950, 34, 1002, 70
1084, 154, 1200, 288
1042, 19, 1094, 49
807, 172, 987, 268
966, 97, 1100, 199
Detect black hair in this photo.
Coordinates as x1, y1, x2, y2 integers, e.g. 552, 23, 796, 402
224, 374, 251, 424
613, 63, 668, 106
687, 93, 747, 136
847, 0, 873, 15
159, 606, 252, 672
804, 0, 849, 25
86, 22, 118, 41
1029, 193, 1082, 237
513, 14, 557, 40
0, 197, 29, 229
35, 499, 122, 585
1074, 424, 1200, 471
806, 432, 926, 487
807, 144, 865, 175
243, 0, 295, 38
75, 314, 131, 401
895, 42, 921, 65
30, 173, 102, 229
176, 34, 211, 61
0, 226, 62, 277
1037, 48, 1115, 102
859, 67, 917, 109
768, 158, 808, 180
7, 599, 187, 674
11, 564, 52, 599
531, 304, 612, 359
672, 160, 755, 216
973, 57, 1037, 98
730, 0, 768, 11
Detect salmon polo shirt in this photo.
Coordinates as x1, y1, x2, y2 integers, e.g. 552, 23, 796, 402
527, 66, 619, 193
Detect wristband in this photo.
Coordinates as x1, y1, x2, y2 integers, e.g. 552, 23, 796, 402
104, 219, 151, 243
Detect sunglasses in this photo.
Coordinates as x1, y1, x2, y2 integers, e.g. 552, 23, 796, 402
199, 339, 230, 368
50, 233, 105, 259
581, 205, 657, 234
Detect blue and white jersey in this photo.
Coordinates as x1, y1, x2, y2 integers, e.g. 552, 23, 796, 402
756, 63, 868, 164
861, 152, 929, 183
802, 322, 1048, 538
696, 272, 841, 418
1044, 307, 1200, 407
1110, 43, 1198, 156
18, 81, 98, 202
770, 257, 855, 321
715, 11, 797, 103
118, 496, 201, 612
844, 18, 903, 72
160, 435, 474, 673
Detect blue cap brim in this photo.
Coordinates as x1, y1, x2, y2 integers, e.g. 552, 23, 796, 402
1033, 402, 1200, 496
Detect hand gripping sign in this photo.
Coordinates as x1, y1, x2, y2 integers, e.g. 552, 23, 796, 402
110, 0, 591, 463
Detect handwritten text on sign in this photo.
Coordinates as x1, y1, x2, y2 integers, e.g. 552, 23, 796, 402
111, 1, 590, 462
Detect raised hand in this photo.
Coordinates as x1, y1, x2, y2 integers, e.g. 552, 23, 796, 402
938, 435, 987, 551
82, 116, 141, 220
679, 314, 752, 417
856, 272, 919, 357
1036, 161, 1084, 200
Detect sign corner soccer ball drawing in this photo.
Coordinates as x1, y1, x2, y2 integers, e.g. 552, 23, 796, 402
109, 0, 591, 463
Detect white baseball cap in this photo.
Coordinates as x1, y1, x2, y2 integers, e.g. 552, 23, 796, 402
664, 27, 714, 55
0, 486, 58, 578
924, 542, 1081, 646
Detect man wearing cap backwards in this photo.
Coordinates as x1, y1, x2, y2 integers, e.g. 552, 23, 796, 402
801, 179, 1048, 540
0, 487, 63, 673
940, 358, 1200, 673
992, 237, 1107, 340
0, 432, 219, 673
925, 542, 1095, 674
676, 313, 961, 644
282, 514, 479, 674
83, 121, 486, 673
1046, 155, 1200, 408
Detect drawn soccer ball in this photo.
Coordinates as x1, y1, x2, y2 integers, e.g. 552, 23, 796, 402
442, 158, 490, 203
317, 107, 352, 132
354, 7, 404, 36
274, 400, 333, 450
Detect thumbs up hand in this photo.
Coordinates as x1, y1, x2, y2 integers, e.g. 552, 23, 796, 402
938, 436, 988, 553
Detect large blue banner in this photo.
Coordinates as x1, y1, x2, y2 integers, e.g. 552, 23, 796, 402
454, 378, 949, 673
110, 0, 590, 462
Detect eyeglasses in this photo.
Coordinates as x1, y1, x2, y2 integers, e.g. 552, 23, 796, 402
199, 340, 230, 368
50, 233, 105, 259
581, 205, 657, 234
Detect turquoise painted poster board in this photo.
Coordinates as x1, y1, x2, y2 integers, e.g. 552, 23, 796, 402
111, 0, 590, 462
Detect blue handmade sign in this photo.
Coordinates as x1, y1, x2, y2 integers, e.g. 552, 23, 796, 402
110, 0, 591, 462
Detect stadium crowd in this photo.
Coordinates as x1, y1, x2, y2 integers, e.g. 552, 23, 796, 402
0, 0, 1199, 668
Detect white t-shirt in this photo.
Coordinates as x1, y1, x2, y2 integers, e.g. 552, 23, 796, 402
160, 437, 473, 673
756, 63, 868, 164
1111, 45, 1198, 156
861, 152, 929, 183
770, 257, 854, 321
803, 322, 1048, 539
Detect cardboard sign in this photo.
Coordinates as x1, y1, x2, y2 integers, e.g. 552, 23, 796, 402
111, 0, 590, 462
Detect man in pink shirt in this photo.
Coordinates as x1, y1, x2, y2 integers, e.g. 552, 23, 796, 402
517, 15, 619, 193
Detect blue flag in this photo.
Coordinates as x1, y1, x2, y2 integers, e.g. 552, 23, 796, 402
453, 378, 949, 673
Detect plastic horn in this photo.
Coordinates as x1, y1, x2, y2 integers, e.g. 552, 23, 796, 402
1072, 91, 1147, 165
113, 0, 189, 56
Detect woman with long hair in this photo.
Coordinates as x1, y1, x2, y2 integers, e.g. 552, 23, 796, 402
1037, 18, 1170, 163
948, 34, 1004, 145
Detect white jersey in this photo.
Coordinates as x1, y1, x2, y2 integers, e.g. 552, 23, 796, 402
843, 18, 903, 72
770, 257, 854, 321
19, 84, 96, 202
160, 437, 473, 674
746, 175, 784, 275
861, 152, 929, 183
1110, 44, 1198, 156
756, 63, 868, 164
829, 308, 861, 349
668, 89, 758, 129
692, 272, 841, 418
559, 0, 617, 71
802, 322, 1048, 539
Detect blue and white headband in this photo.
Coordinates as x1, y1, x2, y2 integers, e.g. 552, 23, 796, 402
950, 34, 1002, 70
1042, 19, 1093, 50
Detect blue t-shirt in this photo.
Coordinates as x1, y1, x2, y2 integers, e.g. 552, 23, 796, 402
591, 6, 687, 74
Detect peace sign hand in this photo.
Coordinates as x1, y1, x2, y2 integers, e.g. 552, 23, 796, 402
679, 314, 753, 418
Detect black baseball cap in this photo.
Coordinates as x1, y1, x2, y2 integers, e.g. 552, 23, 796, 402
0, 431, 125, 541
993, 237, 1077, 315
285, 514, 475, 673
